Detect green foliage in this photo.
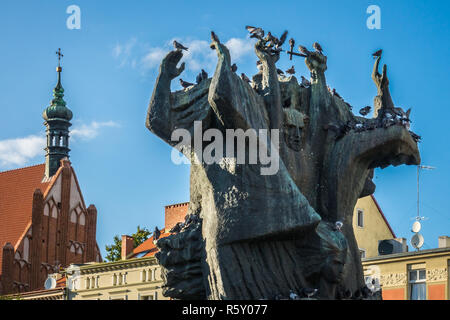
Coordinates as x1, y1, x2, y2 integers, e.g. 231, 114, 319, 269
0, 294, 21, 300
105, 225, 151, 262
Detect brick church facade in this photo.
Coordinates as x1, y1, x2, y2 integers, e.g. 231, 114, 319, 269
0, 55, 101, 295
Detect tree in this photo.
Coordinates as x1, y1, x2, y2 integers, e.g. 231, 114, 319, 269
105, 225, 151, 262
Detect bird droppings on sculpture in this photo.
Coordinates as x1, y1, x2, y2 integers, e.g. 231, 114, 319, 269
146, 26, 421, 300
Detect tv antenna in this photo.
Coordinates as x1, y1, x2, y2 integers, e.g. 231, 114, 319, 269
415, 165, 435, 220
410, 165, 435, 251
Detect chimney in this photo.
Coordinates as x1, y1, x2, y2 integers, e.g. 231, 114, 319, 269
394, 238, 408, 252
438, 236, 450, 248
121, 235, 134, 260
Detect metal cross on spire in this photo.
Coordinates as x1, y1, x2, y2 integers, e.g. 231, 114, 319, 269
56, 48, 64, 67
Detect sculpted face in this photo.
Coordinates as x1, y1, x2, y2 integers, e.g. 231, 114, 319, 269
283, 108, 306, 152
322, 253, 346, 284
284, 123, 302, 151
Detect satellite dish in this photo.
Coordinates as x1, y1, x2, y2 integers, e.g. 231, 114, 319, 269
411, 233, 424, 250
44, 277, 57, 290
412, 221, 421, 233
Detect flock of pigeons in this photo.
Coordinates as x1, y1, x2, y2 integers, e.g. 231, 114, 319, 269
151, 212, 202, 243
168, 212, 201, 235
323, 104, 421, 143
273, 281, 378, 300
173, 29, 421, 143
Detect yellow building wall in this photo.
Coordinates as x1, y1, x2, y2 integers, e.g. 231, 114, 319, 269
363, 252, 449, 300
353, 196, 395, 258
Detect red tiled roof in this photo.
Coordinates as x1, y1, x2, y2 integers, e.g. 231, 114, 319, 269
55, 276, 66, 288
0, 164, 52, 269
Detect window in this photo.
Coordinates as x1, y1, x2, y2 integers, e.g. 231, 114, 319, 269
409, 269, 426, 300
140, 295, 154, 300
357, 210, 364, 228
359, 249, 366, 259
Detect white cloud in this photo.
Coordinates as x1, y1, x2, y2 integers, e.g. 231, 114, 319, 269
225, 37, 255, 62
141, 47, 167, 70
114, 36, 256, 75
112, 38, 137, 68
71, 121, 120, 141
0, 121, 120, 170
0, 135, 46, 167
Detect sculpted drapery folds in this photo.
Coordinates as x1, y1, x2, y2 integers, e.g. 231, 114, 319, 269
146, 30, 420, 300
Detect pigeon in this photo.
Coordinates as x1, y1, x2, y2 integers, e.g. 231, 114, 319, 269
298, 45, 309, 55
359, 106, 372, 116
332, 88, 342, 99
344, 289, 352, 299
313, 42, 323, 54
264, 31, 275, 43
393, 107, 404, 117
201, 69, 208, 81
335, 221, 344, 231
153, 226, 161, 241
289, 38, 295, 48
231, 63, 238, 72
372, 49, 383, 58
184, 214, 193, 226
286, 65, 295, 75
179, 78, 194, 89
173, 40, 188, 51
289, 290, 299, 300
245, 25, 264, 39
301, 76, 311, 87
196, 73, 202, 84
409, 131, 422, 143
277, 30, 288, 47
241, 73, 251, 83
303, 288, 318, 299
361, 286, 372, 298
169, 222, 183, 234
405, 108, 411, 119
353, 289, 362, 300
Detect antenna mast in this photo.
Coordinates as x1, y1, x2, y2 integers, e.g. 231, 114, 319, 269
416, 165, 436, 220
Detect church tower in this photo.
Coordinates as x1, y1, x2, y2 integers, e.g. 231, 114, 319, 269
42, 49, 73, 179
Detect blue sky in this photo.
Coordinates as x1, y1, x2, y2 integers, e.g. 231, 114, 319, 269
0, 0, 449, 256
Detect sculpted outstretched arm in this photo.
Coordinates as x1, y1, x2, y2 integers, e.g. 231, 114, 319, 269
208, 35, 269, 131
146, 50, 185, 141
254, 40, 283, 129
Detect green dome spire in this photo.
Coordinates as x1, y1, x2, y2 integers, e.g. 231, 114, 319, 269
42, 66, 73, 121
43, 49, 73, 179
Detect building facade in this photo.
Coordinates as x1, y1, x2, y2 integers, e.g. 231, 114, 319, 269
65, 257, 166, 300
363, 243, 450, 300
0, 60, 101, 296
353, 195, 397, 259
